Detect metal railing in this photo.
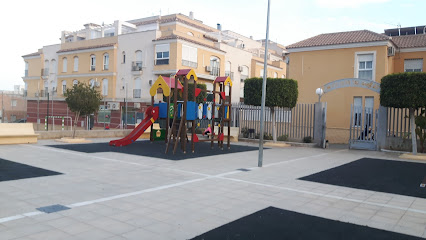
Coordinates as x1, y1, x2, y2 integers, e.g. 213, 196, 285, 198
133, 89, 141, 98
42, 68, 49, 76
210, 67, 220, 76
156, 59, 169, 65
232, 103, 315, 140
182, 60, 198, 68
386, 107, 425, 139
90, 66, 96, 71
132, 61, 143, 71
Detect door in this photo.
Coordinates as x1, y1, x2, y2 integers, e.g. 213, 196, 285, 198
349, 97, 377, 150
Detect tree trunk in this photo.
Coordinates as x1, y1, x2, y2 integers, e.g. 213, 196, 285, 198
410, 108, 417, 155
271, 107, 277, 143
72, 111, 80, 139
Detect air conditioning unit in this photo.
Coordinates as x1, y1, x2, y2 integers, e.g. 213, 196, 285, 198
107, 102, 120, 110
95, 81, 101, 88
387, 46, 395, 56
205, 66, 212, 72
134, 103, 141, 109
238, 66, 243, 72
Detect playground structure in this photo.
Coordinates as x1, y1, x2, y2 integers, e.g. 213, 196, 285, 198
109, 69, 233, 154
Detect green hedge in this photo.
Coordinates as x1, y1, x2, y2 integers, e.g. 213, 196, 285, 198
244, 78, 298, 108
380, 72, 426, 108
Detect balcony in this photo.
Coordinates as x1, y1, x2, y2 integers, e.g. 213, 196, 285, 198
225, 71, 234, 80
156, 59, 169, 65
182, 60, 198, 68
36, 90, 48, 97
24, 70, 28, 77
132, 61, 143, 71
210, 67, 220, 76
133, 89, 141, 98
90, 66, 96, 71
42, 68, 49, 76
23, 90, 27, 97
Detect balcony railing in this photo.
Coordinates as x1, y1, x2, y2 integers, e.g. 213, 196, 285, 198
23, 90, 27, 97
182, 60, 198, 68
225, 71, 234, 80
132, 61, 143, 71
42, 68, 49, 76
90, 66, 96, 71
210, 67, 220, 76
156, 59, 169, 65
133, 89, 141, 98
24, 70, 28, 77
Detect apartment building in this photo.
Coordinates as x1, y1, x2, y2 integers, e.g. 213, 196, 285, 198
286, 26, 426, 143
22, 12, 287, 129
0, 86, 26, 123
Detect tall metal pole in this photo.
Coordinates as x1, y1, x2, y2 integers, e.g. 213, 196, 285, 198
258, 0, 271, 167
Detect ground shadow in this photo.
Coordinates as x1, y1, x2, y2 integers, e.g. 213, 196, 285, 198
0, 158, 62, 182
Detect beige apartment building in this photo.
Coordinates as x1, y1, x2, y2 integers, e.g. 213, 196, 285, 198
22, 12, 287, 128
287, 26, 426, 143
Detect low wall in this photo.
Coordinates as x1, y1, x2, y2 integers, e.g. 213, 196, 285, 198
385, 137, 422, 152
36, 130, 134, 140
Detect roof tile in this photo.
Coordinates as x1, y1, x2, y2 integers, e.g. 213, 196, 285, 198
287, 30, 390, 49
391, 34, 426, 48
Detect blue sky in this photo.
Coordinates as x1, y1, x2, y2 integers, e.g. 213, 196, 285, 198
0, 0, 424, 90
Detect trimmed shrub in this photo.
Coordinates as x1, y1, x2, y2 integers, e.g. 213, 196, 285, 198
303, 136, 312, 143
244, 78, 298, 108
277, 135, 289, 141
380, 72, 426, 108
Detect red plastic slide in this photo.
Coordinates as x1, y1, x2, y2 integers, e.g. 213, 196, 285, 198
109, 106, 159, 147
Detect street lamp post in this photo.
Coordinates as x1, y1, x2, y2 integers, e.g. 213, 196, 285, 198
316, 88, 324, 103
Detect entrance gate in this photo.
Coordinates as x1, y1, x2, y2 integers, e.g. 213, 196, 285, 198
349, 105, 378, 150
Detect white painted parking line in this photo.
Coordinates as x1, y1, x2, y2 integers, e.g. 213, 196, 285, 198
218, 176, 426, 215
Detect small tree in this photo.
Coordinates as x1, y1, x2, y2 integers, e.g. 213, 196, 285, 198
380, 72, 426, 154
244, 78, 298, 142
65, 83, 102, 138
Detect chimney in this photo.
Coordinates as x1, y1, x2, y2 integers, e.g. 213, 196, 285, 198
217, 23, 222, 31
189, 11, 194, 20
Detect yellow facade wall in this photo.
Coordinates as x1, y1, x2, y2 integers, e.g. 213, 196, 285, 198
57, 76, 116, 98
289, 45, 390, 143
393, 51, 426, 73
57, 48, 116, 75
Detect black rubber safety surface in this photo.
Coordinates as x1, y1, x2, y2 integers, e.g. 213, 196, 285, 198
300, 158, 426, 198
191, 207, 425, 240
0, 158, 62, 182
48, 140, 260, 160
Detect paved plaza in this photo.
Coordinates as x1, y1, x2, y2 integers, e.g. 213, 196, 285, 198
0, 139, 425, 239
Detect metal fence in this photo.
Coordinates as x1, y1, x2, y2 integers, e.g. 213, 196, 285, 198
222, 103, 315, 140
386, 107, 425, 139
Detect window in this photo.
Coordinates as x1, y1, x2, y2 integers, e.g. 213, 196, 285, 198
155, 44, 169, 65
187, 32, 194, 36
51, 59, 56, 74
134, 77, 142, 98
62, 58, 67, 72
122, 51, 126, 64
102, 79, 108, 96
44, 60, 49, 75
353, 97, 362, 127
282, 74, 285, 78
11, 100, 17, 107
274, 72, 278, 78
73, 56, 79, 71
73, 79, 78, 86
25, 62, 28, 77
210, 56, 220, 76
90, 55, 96, 71
133, 50, 143, 71
225, 61, 232, 79
89, 79, 95, 88
103, 53, 109, 70
356, 53, 374, 80
260, 69, 264, 77
62, 80, 67, 94
404, 59, 423, 72
182, 45, 198, 68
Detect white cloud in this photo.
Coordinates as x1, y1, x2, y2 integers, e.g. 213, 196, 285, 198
315, 0, 390, 8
